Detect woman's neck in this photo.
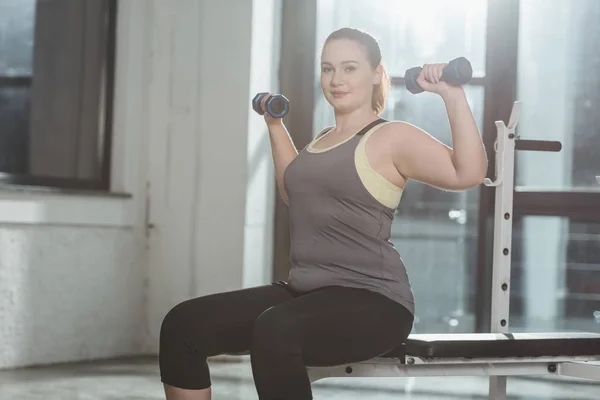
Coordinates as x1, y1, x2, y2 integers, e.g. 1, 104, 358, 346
332, 105, 379, 135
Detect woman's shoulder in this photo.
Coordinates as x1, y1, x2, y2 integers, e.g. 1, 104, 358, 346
379, 119, 417, 130
374, 119, 421, 138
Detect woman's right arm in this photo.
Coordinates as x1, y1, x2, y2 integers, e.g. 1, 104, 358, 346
260, 93, 298, 204
267, 120, 296, 204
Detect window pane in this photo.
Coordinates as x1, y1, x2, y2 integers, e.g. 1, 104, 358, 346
0, 0, 114, 188
510, 216, 600, 333
516, 0, 600, 190
316, 0, 487, 77
0, 0, 36, 76
0, 87, 30, 174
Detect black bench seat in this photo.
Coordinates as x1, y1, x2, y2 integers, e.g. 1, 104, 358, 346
381, 332, 600, 360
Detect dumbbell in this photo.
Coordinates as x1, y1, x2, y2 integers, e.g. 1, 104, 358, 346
252, 92, 290, 118
404, 57, 473, 94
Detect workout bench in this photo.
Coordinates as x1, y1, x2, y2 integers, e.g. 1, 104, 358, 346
306, 101, 600, 399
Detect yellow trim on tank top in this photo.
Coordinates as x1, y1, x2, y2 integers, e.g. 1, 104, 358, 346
306, 122, 403, 209
354, 122, 403, 210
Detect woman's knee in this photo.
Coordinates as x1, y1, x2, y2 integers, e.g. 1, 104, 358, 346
161, 300, 191, 336
160, 302, 185, 350
159, 298, 209, 351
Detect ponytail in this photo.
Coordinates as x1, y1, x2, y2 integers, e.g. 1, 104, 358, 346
372, 66, 390, 115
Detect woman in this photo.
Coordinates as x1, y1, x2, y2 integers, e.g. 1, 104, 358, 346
159, 27, 487, 400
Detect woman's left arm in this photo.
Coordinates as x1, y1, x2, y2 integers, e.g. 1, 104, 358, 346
390, 63, 488, 191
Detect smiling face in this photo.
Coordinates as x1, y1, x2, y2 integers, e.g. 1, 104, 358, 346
320, 38, 382, 115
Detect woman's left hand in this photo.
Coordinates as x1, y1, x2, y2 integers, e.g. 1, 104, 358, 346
416, 63, 456, 96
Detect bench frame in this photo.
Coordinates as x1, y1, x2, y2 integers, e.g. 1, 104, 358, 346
308, 356, 600, 380
306, 102, 600, 399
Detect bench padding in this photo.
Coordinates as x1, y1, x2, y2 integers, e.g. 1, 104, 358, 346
392, 332, 600, 359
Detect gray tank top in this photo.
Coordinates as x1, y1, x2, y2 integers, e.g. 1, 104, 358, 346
283, 118, 415, 315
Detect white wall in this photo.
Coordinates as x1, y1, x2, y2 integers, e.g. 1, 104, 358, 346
0, 177, 146, 370
0, 222, 145, 368
0, 0, 282, 368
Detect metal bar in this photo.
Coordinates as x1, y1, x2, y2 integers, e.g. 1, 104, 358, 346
308, 361, 556, 382
513, 191, 600, 219
514, 205, 600, 219
558, 362, 600, 380
483, 101, 522, 400
487, 103, 519, 334
515, 139, 562, 152
409, 355, 600, 365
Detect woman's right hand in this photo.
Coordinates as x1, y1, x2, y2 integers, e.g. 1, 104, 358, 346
260, 93, 283, 126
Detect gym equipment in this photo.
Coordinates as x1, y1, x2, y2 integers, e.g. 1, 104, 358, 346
405, 57, 473, 94
306, 101, 600, 399
252, 92, 290, 118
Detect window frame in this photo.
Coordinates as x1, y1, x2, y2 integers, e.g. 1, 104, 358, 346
0, 0, 118, 193
0, 0, 145, 228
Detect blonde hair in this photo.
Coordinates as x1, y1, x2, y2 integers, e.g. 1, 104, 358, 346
372, 67, 390, 115
324, 28, 390, 115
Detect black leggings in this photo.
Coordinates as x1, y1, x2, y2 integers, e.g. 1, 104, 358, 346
159, 281, 413, 400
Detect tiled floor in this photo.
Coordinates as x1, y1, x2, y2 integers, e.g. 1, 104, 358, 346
0, 356, 598, 400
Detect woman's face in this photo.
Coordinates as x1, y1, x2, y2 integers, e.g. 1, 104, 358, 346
320, 38, 380, 115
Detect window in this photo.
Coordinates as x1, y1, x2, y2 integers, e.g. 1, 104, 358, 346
0, 0, 116, 191
510, 217, 600, 333
515, 0, 600, 191
508, 0, 600, 335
